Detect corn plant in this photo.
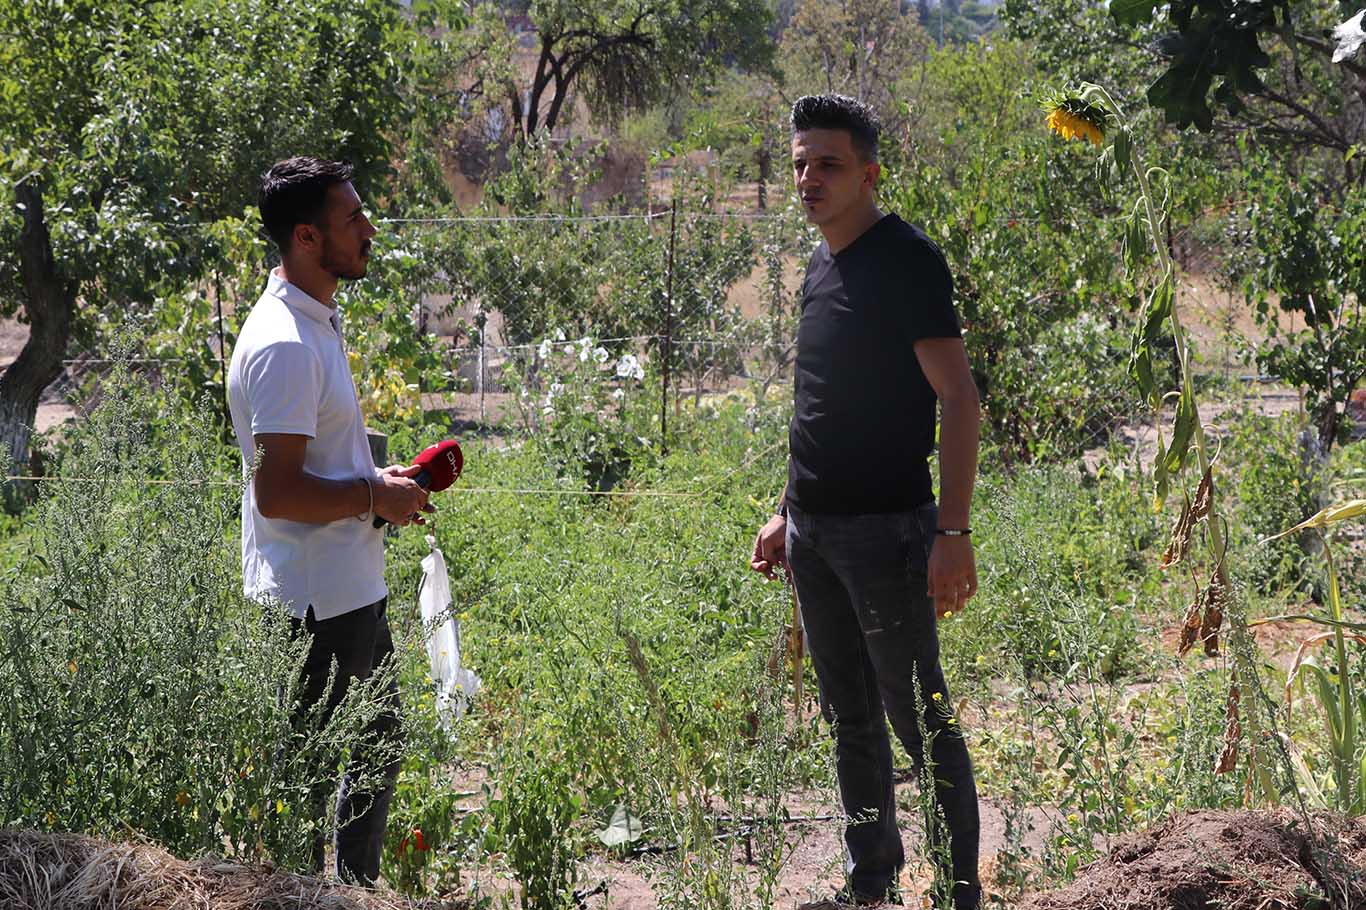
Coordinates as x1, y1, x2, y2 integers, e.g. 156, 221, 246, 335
1259, 500, 1366, 814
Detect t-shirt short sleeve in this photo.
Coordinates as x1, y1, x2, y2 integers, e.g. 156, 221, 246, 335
243, 340, 320, 438
898, 237, 961, 344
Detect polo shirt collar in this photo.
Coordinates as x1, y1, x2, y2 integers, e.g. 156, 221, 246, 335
267, 268, 339, 332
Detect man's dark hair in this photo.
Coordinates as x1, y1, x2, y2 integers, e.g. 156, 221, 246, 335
259, 157, 355, 252
790, 94, 881, 163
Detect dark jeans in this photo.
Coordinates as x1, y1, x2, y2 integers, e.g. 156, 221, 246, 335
786, 502, 981, 910
290, 598, 402, 885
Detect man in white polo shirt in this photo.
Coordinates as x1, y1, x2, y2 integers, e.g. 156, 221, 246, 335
227, 156, 430, 884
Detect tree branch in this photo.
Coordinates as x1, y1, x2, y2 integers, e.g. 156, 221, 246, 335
1292, 31, 1366, 82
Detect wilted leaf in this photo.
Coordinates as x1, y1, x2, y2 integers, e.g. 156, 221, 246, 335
1261, 499, 1366, 544
1215, 683, 1241, 775
597, 803, 644, 847
1160, 497, 1194, 570
1200, 566, 1228, 656
1191, 466, 1213, 520
1178, 592, 1202, 656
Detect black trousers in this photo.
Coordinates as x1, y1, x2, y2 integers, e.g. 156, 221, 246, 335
290, 597, 402, 885
786, 503, 981, 910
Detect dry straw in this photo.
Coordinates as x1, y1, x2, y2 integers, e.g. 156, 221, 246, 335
0, 831, 465, 910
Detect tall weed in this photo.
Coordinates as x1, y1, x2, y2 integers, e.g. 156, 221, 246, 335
0, 364, 397, 870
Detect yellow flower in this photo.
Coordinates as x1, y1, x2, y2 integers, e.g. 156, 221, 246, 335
932, 691, 943, 702
1046, 108, 1104, 145
1041, 89, 1110, 146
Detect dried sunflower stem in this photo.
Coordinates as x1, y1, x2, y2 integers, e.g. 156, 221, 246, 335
1124, 141, 1235, 599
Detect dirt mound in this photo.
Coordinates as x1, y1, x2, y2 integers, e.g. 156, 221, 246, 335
1021, 809, 1366, 910
0, 830, 464, 910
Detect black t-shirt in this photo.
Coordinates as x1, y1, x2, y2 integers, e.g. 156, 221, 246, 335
786, 213, 961, 515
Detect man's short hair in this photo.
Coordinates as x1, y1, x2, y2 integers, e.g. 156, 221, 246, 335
259, 157, 355, 252
790, 94, 881, 163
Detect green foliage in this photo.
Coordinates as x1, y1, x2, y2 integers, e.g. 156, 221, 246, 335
886, 42, 1140, 460
488, 749, 583, 909
1233, 167, 1366, 451
780, 0, 931, 127
1103, 0, 1290, 131
1223, 408, 1319, 596
0, 0, 410, 315
949, 463, 1159, 683
458, 0, 776, 140
509, 333, 656, 491
0, 364, 396, 870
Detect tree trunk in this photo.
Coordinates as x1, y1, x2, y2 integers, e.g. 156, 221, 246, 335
756, 143, 770, 211
3, 181, 76, 511
1313, 398, 1340, 458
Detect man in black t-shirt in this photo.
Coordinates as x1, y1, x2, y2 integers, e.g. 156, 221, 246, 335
749, 95, 982, 910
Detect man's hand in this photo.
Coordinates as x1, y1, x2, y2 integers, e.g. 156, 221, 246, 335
373, 463, 432, 527
750, 514, 787, 580
926, 534, 977, 619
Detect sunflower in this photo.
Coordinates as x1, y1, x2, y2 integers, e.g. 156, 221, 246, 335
1041, 90, 1111, 146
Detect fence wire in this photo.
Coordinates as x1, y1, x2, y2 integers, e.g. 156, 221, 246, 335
43, 206, 1300, 474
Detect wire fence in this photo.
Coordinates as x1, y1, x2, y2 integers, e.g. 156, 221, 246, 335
39, 203, 1312, 482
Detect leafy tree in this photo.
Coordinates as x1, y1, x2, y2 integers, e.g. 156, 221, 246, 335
1232, 164, 1366, 454
885, 41, 1142, 460
0, 1, 413, 505
780, 0, 931, 125
1106, 0, 1366, 160
457, 0, 776, 142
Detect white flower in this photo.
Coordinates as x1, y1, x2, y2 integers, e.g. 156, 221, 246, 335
549, 382, 564, 398
553, 328, 566, 342
615, 354, 645, 381
538, 339, 552, 360
577, 337, 593, 362
611, 387, 625, 401
593, 346, 610, 364
563, 344, 576, 356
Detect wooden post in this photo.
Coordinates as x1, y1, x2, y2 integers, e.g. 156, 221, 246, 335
366, 429, 387, 470
787, 575, 804, 725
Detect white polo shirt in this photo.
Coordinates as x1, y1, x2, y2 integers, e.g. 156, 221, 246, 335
226, 269, 386, 620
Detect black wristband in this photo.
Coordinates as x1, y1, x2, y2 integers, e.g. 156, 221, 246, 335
935, 527, 971, 537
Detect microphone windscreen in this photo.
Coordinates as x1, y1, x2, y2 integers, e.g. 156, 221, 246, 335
412, 439, 463, 492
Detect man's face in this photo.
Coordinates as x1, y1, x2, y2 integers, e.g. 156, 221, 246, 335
791, 128, 878, 227
316, 182, 377, 281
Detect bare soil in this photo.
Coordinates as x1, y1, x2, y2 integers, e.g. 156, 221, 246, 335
1021, 809, 1366, 910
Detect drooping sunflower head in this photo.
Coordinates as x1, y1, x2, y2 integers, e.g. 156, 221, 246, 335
1040, 89, 1111, 146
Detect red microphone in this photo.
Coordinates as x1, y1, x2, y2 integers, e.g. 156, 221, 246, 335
373, 439, 463, 528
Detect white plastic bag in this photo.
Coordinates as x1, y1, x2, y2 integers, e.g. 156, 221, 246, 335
418, 535, 480, 729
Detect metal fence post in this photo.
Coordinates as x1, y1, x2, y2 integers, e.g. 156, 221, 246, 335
477, 307, 487, 426
215, 274, 228, 420
661, 198, 677, 455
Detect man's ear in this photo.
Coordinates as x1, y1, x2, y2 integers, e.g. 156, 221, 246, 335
863, 161, 881, 191
291, 222, 321, 254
